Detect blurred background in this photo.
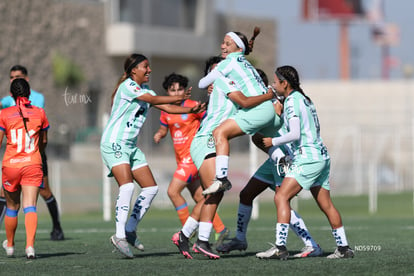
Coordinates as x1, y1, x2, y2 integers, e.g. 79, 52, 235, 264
0, 0, 412, 216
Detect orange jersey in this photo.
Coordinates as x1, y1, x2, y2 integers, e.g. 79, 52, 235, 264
160, 99, 205, 164
0, 105, 49, 168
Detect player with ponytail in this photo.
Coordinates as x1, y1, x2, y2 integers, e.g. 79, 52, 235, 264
0, 78, 49, 259
198, 27, 276, 196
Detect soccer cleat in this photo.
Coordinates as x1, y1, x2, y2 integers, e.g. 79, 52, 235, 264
25, 246, 36, 259
193, 239, 220, 259
216, 237, 248, 253
110, 234, 134, 259
2, 240, 14, 257
326, 246, 354, 259
202, 177, 232, 196
293, 245, 323, 258
125, 231, 144, 251
172, 231, 193, 259
256, 243, 289, 260
50, 228, 65, 241
215, 228, 230, 247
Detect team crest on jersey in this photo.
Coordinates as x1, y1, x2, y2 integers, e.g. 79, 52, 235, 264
181, 114, 188, 120
207, 135, 215, 148
228, 80, 236, 86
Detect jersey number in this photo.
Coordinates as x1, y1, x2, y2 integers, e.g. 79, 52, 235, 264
11, 129, 35, 153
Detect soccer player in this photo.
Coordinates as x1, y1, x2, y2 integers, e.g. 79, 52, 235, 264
154, 73, 229, 244
198, 29, 276, 196
217, 70, 322, 258
100, 53, 204, 258
1, 78, 49, 259
0, 65, 64, 241
172, 56, 273, 259
257, 65, 354, 259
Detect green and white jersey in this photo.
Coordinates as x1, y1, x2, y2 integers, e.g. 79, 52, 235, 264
282, 91, 329, 161
101, 78, 156, 148
216, 52, 267, 101
196, 76, 238, 137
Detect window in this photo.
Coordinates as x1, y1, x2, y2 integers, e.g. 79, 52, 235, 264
119, 0, 196, 29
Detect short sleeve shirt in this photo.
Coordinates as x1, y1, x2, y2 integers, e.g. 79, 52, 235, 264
159, 99, 205, 163
101, 78, 156, 148
0, 105, 49, 168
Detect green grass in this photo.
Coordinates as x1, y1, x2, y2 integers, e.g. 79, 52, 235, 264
1, 192, 413, 275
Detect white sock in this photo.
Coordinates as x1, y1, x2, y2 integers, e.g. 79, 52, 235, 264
115, 183, 135, 238
235, 203, 252, 242
289, 210, 318, 248
215, 155, 229, 178
125, 186, 158, 233
275, 223, 289, 246
198, 221, 213, 242
332, 226, 349, 247
182, 216, 199, 238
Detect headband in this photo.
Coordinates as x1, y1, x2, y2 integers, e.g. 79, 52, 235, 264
125, 55, 147, 74
226, 32, 246, 53
275, 70, 286, 81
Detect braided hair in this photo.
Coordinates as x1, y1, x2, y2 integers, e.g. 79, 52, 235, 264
10, 78, 32, 135
275, 65, 311, 103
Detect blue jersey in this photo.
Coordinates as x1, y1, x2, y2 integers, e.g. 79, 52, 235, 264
1, 89, 45, 108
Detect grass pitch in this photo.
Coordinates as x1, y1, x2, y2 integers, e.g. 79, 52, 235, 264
0, 192, 413, 275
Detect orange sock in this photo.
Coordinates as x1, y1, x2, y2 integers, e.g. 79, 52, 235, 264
212, 213, 226, 233
176, 203, 190, 226
24, 206, 38, 248
4, 209, 18, 246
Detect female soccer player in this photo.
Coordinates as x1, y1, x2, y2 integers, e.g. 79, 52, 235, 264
257, 65, 354, 260
100, 53, 204, 258
0, 78, 49, 259
173, 56, 273, 259
217, 71, 322, 258
198, 28, 276, 195
154, 73, 229, 244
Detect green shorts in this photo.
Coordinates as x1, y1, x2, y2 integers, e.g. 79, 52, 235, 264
230, 101, 275, 135
100, 142, 148, 177
285, 158, 331, 190
253, 158, 283, 191
190, 134, 216, 170
257, 113, 283, 137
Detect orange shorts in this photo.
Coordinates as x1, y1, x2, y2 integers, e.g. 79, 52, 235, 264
2, 165, 43, 192
173, 162, 199, 183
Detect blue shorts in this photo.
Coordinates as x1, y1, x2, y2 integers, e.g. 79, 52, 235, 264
285, 158, 331, 190
190, 134, 216, 170
253, 158, 283, 191
100, 142, 148, 177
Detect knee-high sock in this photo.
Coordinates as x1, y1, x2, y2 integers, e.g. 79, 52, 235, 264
5, 208, 18, 246
182, 216, 199, 238
212, 213, 226, 234
198, 221, 213, 242
215, 155, 229, 178
125, 186, 158, 233
24, 206, 38, 248
176, 203, 190, 226
45, 195, 62, 230
235, 203, 252, 241
115, 183, 134, 239
275, 222, 289, 246
289, 210, 318, 247
332, 226, 349, 247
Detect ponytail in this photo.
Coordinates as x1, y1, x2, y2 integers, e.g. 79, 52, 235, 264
276, 65, 311, 103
